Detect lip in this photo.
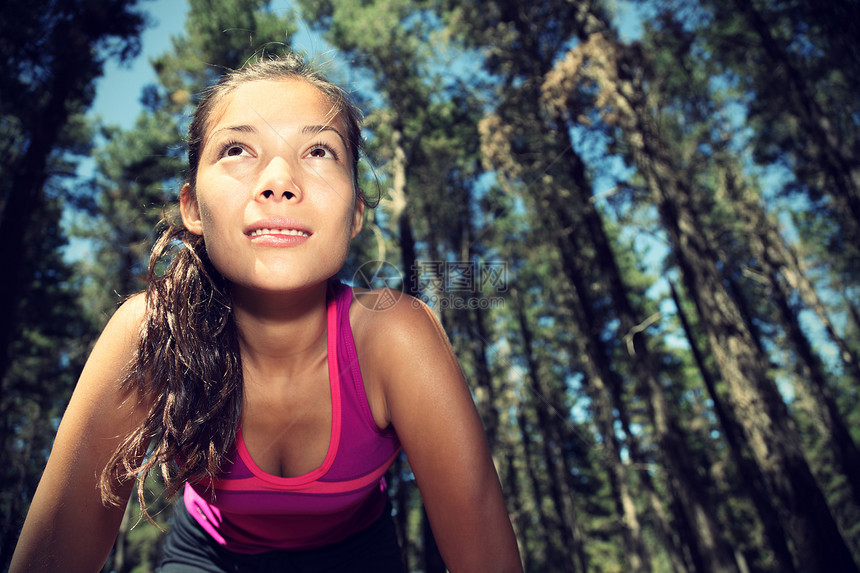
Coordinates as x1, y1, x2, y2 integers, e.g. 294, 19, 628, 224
244, 217, 312, 237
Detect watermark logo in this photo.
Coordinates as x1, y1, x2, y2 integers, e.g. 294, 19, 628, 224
352, 260, 508, 311
352, 260, 404, 311
412, 260, 507, 310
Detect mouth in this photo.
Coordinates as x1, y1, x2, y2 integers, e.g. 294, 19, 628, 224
248, 228, 310, 238
245, 217, 312, 239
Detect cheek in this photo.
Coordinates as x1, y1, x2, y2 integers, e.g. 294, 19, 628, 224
196, 192, 235, 233
196, 201, 234, 263
199, 202, 217, 230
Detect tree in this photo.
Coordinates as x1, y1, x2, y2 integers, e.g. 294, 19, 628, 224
0, 1, 146, 568
9, 1, 860, 570
445, 1, 753, 569
543, 21, 858, 571
700, 0, 860, 283
0, 0, 146, 387
0, 199, 95, 568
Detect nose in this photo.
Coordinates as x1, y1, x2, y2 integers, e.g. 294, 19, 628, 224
257, 156, 301, 201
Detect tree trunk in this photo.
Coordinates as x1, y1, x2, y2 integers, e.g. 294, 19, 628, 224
466, 307, 500, 448
104, 500, 134, 573
501, 431, 532, 573
766, 252, 860, 513
388, 124, 418, 299
458, 202, 501, 449
512, 286, 587, 571
638, 100, 857, 573
656, 142, 856, 573
777, 239, 860, 386
513, 403, 556, 568
0, 68, 76, 387
721, 165, 860, 519
556, 31, 859, 570
560, 118, 740, 572
670, 281, 798, 572
774, 241, 860, 387
388, 456, 412, 569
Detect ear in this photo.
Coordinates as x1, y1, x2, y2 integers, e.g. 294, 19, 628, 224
350, 195, 365, 239
180, 183, 204, 236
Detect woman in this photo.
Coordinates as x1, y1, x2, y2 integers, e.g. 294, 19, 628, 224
10, 53, 522, 573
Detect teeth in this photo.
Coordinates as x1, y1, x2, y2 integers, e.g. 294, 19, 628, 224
251, 228, 309, 237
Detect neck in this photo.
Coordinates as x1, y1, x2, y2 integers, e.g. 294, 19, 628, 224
230, 281, 330, 379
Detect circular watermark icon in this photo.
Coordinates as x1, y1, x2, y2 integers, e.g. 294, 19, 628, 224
352, 260, 403, 311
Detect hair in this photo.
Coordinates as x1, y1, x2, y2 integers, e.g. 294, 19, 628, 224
99, 52, 374, 515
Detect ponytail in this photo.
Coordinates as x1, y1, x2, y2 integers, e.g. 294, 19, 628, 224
99, 222, 244, 517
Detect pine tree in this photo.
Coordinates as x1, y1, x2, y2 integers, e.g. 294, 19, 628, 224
0, 1, 145, 567
542, 17, 858, 571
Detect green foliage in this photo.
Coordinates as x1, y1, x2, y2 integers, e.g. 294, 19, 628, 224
0, 198, 96, 565
151, 0, 299, 103
0, 1, 146, 568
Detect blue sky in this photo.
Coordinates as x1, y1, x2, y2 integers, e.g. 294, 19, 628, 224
90, 0, 188, 129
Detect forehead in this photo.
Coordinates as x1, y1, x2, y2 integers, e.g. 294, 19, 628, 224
206, 79, 345, 136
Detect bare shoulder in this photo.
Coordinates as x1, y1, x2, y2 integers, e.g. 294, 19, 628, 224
111, 291, 147, 330
349, 286, 463, 395
350, 288, 450, 356
74, 291, 148, 404
348, 288, 458, 429
82, 292, 147, 351
351, 287, 523, 570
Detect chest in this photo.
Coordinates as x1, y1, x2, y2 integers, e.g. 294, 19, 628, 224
240, 357, 332, 479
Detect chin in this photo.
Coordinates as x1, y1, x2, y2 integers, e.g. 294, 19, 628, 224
230, 275, 333, 296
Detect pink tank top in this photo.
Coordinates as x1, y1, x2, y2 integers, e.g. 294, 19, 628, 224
183, 282, 402, 553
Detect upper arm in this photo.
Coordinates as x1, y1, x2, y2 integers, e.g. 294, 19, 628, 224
10, 294, 150, 573
358, 293, 522, 572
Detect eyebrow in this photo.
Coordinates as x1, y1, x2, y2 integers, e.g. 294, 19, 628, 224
302, 124, 348, 148
205, 124, 258, 148
208, 124, 347, 148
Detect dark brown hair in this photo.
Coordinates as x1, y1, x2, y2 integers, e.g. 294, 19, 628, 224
99, 52, 373, 514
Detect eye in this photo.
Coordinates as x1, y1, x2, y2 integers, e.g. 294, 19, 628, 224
308, 143, 339, 161
219, 141, 250, 158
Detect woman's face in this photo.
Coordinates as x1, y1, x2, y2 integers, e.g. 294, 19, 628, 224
181, 79, 364, 295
